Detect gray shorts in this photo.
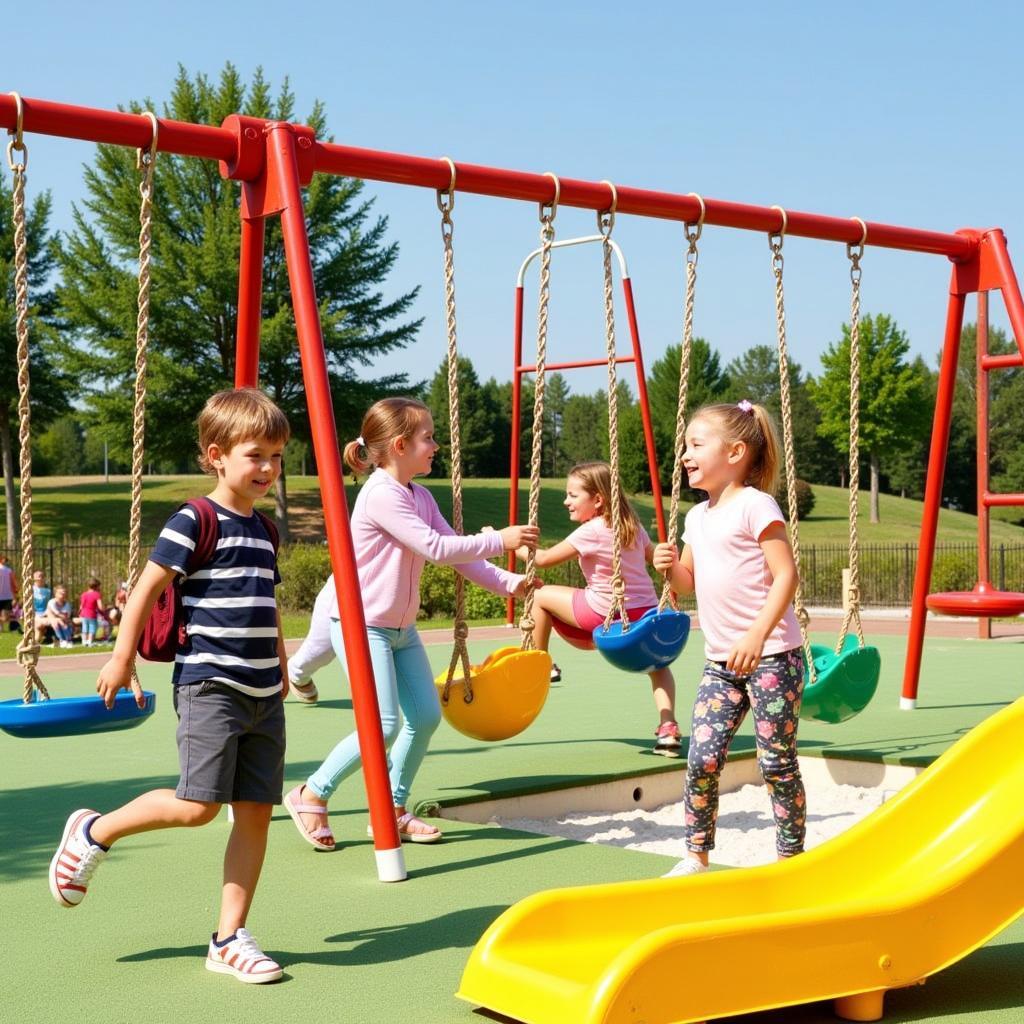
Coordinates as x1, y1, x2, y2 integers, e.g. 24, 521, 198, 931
173, 682, 285, 804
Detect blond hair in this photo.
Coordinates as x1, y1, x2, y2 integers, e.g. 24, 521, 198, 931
344, 397, 431, 475
197, 388, 291, 475
568, 461, 644, 551
691, 401, 781, 494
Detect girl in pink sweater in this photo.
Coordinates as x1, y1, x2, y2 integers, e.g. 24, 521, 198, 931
286, 398, 538, 849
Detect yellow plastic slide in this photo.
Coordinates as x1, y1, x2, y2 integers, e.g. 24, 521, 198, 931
458, 698, 1024, 1024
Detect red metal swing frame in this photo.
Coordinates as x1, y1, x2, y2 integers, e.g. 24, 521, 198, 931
3, 96, 1022, 872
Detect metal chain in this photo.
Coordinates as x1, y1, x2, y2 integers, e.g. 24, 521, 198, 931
7, 95, 49, 701
836, 220, 867, 652
598, 194, 628, 632
519, 174, 559, 650
659, 195, 703, 612
769, 209, 816, 680
434, 160, 475, 704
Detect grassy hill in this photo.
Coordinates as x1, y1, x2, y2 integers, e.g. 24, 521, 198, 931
4, 474, 1024, 548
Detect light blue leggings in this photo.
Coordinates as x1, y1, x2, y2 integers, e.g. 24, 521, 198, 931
306, 621, 442, 808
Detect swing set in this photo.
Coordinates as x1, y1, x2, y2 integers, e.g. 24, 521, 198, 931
3, 91, 1024, 877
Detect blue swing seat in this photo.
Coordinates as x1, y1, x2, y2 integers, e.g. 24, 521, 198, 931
0, 690, 157, 739
801, 633, 880, 724
593, 607, 691, 674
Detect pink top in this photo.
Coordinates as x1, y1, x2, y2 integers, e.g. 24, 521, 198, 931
682, 486, 802, 661
566, 516, 657, 618
79, 589, 102, 618
330, 468, 523, 628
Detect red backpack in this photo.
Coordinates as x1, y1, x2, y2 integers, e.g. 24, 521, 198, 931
137, 498, 280, 662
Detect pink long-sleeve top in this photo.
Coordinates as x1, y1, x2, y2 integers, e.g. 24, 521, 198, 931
329, 468, 522, 627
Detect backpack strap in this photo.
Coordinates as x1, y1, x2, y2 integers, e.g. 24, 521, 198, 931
254, 509, 280, 555
183, 497, 219, 575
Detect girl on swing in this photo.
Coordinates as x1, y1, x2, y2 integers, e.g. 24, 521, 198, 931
517, 460, 682, 757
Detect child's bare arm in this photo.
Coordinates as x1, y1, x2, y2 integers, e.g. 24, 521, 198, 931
514, 539, 579, 568
96, 561, 175, 708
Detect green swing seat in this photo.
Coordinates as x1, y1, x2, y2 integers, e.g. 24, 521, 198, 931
801, 633, 881, 724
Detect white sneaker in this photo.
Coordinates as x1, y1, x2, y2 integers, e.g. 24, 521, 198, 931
662, 857, 709, 879
206, 928, 283, 984
49, 809, 108, 907
288, 676, 318, 704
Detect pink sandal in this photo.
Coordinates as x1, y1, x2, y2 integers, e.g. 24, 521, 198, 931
366, 811, 443, 844
284, 785, 335, 851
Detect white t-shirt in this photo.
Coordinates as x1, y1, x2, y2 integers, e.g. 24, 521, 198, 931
682, 487, 802, 662
566, 516, 657, 618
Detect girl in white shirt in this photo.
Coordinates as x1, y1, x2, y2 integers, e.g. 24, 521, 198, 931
654, 401, 805, 876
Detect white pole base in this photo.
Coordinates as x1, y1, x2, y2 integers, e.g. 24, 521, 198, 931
899, 697, 917, 711
374, 846, 407, 882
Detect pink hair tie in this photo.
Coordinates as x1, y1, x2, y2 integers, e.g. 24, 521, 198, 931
737, 400, 754, 414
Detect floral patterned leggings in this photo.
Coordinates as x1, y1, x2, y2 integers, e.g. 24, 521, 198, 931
684, 647, 806, 857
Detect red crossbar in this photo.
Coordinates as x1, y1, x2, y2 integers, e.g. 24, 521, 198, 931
0, 93, 976, 260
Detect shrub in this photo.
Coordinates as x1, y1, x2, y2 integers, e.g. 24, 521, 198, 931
930, 550, 977, 594
418, 561, 510, 620
782, 479, 816, 521
277, 543, 332, 613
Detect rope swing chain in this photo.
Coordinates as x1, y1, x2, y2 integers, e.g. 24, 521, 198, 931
769, 206, 816, 680
7, 93, 48, 702
659, 194, 704, 613
518, 172, 559, 650
836, 217, 869, 652
435, 158, 475, 705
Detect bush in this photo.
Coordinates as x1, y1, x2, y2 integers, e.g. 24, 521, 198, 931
418, 561, 509, 620
277, 543, 332, 613
782, 479, 816, 521
930, 550, 977, 594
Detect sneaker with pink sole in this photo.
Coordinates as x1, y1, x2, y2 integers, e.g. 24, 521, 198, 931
206, 928, 283, 984
653, 720, 682, 757
49, 808, 108, 907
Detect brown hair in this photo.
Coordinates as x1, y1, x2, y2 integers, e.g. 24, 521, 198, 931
197, 388, 291, 475
87, 577, 101, 590
568, 461, 644, 551
344, 398, 432, 475
691, 401, 781, 494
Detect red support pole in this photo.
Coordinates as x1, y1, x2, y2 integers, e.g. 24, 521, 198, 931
265, 124, 405, 880
506, 286, 525, 625
622, 278, 667, 542
976, 292, 992, 639
235, 217, 265, 387
901, 289, 967, 709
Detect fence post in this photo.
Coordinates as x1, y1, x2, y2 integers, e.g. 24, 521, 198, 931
999, 544, 1006, 591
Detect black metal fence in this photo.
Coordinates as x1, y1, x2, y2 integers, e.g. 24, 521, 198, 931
4, 539, 1024, 611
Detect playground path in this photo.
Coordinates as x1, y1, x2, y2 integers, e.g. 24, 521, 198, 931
2, 610, 1021, 679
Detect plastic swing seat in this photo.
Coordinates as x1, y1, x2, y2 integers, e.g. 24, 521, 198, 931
800, 633, 881, 724
551, 617, 596, 651
435, 647, 552, 741
593, 607, 691, 674
0, 690, 157, 739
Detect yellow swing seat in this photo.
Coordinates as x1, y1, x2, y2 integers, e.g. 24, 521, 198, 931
435, 646, 552, 741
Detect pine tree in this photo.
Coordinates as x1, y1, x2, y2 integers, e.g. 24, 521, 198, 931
0, 170, 72, 541
55, 64, 421, 537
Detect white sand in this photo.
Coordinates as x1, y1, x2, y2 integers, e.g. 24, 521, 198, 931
495, 781, 891, 868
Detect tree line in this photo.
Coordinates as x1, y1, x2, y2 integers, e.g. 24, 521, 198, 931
2, 64, 1017, 539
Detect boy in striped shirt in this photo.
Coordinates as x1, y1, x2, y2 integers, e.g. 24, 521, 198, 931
49, 388, 291, 984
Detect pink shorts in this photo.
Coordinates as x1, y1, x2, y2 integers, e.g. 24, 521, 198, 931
570, 590, 655, 633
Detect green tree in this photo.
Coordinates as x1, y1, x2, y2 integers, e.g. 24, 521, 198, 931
810, 314, 931, 522
722, 344, 833, 484
55, 63, 421, 539
428, 355, 504, 478
1, 170, 73, 541
35, 415, 85, 477
559, 392, 604, 468
543, 373, 570, 477
647, 339, 728, 486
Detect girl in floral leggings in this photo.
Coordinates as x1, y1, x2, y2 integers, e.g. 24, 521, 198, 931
654, 400, 806, 876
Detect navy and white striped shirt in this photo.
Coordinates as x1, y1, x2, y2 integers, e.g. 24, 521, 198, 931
149, 501, 282, 698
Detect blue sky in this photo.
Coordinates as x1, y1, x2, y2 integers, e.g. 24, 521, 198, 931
6, 1, 1023, 397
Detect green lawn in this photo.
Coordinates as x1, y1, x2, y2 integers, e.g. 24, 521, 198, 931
4, 473, 1023, 548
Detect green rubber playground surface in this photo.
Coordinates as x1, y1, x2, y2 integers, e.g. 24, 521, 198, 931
1, 629, 1021, 1024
